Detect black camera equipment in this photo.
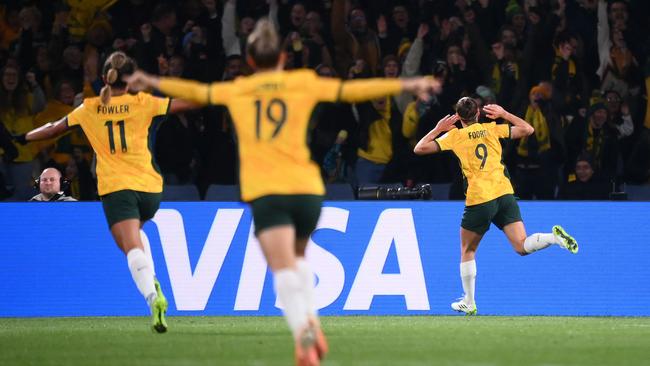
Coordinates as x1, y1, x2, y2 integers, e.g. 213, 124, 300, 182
357, 184, 432, 200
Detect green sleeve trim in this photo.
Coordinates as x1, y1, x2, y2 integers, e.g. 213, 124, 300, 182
433, 140, 442, 151
335, 81, 343, 103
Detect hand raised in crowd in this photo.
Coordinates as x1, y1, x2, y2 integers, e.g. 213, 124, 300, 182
416, 23, 429, 39
483, 104, 506, 120
435, 114, 460, 132
621, 102, 630, 116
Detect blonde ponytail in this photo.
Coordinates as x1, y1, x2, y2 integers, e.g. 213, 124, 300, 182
246, 18, 281, 69
100, 52, 133, 106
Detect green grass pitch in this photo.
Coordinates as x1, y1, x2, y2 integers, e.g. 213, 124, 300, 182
1, 316, 649, 365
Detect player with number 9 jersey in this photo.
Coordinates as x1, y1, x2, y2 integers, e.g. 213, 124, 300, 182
435, 120, 513, 206
414, 97, 579, 317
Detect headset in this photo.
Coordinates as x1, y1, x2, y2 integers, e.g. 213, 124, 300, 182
33, 167, 70, 192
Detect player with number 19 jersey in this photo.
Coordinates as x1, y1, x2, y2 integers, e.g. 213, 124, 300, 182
160, 69, 345, 202
435, 122, 513, 206
66, 92, 170, 196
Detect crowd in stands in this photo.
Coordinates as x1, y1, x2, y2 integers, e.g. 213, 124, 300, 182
0, 0, 649, 201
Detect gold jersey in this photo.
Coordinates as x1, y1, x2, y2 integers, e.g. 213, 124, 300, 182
67, 92, 170, 196
436, 122, 513, 206
158, 69, 403, 201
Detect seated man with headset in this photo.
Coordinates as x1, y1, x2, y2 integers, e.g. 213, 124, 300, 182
30, 167, 77, 202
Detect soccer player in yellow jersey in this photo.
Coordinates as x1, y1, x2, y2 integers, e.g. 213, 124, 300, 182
414, 97, 579, 315
126, 18, 440, 366
22, 51, 195, 333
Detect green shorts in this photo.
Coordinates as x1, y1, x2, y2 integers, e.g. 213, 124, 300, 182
250, 194, 323, 237
101, 190, 162, 228
461, 194, 522, 235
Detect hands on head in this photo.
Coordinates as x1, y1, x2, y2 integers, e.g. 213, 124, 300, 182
435, 114, 459, 131
482, 104, 506, 120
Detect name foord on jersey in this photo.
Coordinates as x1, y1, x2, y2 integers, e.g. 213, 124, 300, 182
468, 129, 488, 139
97, 104, 130, 114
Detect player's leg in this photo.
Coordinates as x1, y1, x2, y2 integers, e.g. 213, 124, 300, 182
103, 190, 167, 333
453, 202, 493, 315
497, 195, 578, 254
292, 195, 327, 360
452, 228, 482, 314
253, 196, 318, 366
137, 191, 168, 332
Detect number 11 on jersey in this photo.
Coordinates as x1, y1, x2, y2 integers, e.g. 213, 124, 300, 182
105, 120, 127, 154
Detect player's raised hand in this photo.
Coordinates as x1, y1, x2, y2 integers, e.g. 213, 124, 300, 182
124, 70, 158, 92
483, 104, 506, 120
403, 77, 442, 102
435, 114, 459, 132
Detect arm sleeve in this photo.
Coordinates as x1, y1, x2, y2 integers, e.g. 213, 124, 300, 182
492, 123, 511, 139
158, 77, 235, 105
311, 76, 343, 103
339, 78, 402, 103
66, 104, 87, 127
434, 128, 458, 151
149, 95, 171, 116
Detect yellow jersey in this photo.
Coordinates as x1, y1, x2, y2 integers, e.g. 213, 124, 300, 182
157, 69, 403, 201
436, 122, 513, 206
212, 70, 344, 201
66, 92, 170, 196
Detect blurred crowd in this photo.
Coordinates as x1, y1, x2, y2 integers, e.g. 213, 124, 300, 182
0, 0, 649, 201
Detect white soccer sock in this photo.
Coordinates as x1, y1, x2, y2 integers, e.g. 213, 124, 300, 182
460, 260, 476, 305
523, 233, 557, 253
274, 268, 309, 339
126, 248, 157, 307
296, 258, 318, 319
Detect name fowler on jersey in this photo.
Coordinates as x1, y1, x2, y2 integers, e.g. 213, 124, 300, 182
468, 130, 489, 139
96, 104, 130, 114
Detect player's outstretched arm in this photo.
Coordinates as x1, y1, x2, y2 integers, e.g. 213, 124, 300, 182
413, 114, 459, 155
22, 117, 70, 143
339, 76, 442, 103
483, 104, 534, 139
169, 99, 202, 114
125, 71, 213, 105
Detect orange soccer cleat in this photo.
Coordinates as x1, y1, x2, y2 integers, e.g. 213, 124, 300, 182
295, 324, 320, 366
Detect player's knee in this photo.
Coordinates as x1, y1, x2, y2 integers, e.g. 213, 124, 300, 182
461, 244, 477, 255
513, 239, 528, 256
